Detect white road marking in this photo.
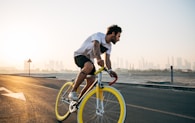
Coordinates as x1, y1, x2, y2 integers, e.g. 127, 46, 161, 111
0, 87, 26, 101
0, 87, 13, 93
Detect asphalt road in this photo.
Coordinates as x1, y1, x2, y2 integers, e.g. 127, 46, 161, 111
0, 75, 195, 123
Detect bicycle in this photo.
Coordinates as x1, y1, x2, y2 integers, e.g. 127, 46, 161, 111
55, 67, 126, 123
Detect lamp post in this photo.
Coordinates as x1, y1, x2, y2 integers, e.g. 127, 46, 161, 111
27, 59, 32, 76
170, 65, 173, 83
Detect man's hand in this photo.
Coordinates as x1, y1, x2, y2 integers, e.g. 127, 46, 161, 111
97, 59, 104, 67
108, 70, 118, 78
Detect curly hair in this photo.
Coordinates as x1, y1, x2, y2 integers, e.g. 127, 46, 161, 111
106, 25, 122, 35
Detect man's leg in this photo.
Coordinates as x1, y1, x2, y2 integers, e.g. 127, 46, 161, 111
78, 75, 95, 98
69, 61, 94, 100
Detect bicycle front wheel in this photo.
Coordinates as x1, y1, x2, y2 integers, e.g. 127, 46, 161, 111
55, 82, 73, 121
77, 86, 126, 123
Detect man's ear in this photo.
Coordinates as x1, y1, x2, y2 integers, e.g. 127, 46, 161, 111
111, 32, 116, 36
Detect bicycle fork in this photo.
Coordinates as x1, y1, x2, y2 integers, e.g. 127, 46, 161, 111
96, 73, 104, 116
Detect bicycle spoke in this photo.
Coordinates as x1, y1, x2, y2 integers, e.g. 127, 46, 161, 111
55, 82, 73, 121
78, 86, 126, 123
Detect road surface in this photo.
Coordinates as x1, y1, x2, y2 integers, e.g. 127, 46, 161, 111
0, 75, 195, 123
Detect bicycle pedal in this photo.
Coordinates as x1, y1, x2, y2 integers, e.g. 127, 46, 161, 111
69, 101, 78, 113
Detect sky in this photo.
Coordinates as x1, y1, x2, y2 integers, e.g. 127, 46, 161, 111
0, 0, 195, 71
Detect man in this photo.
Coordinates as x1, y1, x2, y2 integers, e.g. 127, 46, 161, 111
68, 25, 122, 101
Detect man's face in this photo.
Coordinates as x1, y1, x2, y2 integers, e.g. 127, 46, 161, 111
111, 32, 121, 44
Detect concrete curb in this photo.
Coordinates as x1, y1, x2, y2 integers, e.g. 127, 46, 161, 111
115, 82, 195, 92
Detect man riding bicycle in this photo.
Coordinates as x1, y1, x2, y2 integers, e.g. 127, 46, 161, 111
68, 25, 122, 101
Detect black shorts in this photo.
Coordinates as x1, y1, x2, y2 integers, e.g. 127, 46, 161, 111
74, 55, 96, 75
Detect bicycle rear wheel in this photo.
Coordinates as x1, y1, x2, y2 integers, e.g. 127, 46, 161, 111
55, 82, 73, 121
77, 86, 126, 123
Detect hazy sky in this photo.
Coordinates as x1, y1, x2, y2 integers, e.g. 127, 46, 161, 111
0, 0, 195, 70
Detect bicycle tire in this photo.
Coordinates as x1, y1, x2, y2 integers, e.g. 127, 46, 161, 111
55, 82, 73, 121
77, 86, 126, 123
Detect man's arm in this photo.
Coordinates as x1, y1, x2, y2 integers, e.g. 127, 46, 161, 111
93, 40, 104, 66
93, 40, 101, 60
105, 53, 111, 69
105, 53, 118, 77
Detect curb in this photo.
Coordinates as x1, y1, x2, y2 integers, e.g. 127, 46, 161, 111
115, 82, 195, 92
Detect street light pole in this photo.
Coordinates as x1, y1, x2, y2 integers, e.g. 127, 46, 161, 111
27, 59, 32, 76
170, 65, 173, 83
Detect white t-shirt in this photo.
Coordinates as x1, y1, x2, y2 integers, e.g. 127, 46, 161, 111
74, 32, 112, 62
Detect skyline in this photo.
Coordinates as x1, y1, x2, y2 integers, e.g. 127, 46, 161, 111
1, 56, 194, 73
1, 0, 195, 71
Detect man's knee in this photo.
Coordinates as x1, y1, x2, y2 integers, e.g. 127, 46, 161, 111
82, 62, 94, 74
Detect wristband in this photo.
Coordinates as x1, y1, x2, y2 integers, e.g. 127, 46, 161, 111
108, 69, 112, 73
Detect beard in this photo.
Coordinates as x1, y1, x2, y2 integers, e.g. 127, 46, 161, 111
111, 37, 116, 44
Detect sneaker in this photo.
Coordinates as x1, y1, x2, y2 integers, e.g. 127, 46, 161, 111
68, 92, 78, 101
